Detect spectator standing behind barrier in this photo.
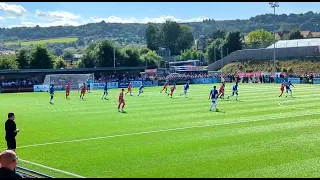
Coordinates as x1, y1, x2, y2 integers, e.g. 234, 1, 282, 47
5, 113, 19, 151
0, 150, 23, 178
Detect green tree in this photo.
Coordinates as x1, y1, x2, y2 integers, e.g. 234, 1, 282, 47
209, 30, 226, 39
0, 55, 18, 69
121, 47, 143, 67
72, 60, 85, 68
145, 23, 161, 51
140, 50, 162, 68
246, 29, 273, 46
29, 45, 54, 69
289, 29, 304, 40
16, 49, 30, 69
206, 41, 217, 64
54, 57, 67, 69
178, 25, 195, 52
62, 50, 74, 60
180, 49, 202, 61
81, 40, 121, 68
224, 31, 242, 54
162, 21, 181, 55
81, 43, 97, 68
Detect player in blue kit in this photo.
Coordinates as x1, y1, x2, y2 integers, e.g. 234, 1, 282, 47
49, 84, 54, 104
101, 82, 108, 99
285, 81, 295, 97
180, 82, 189, 98
137, 84, 144, 96
227, 82, 239, 100
209, 86, 219, 111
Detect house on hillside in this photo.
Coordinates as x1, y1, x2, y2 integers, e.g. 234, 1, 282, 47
300, 31, 320, 38
64, 53, 83, 68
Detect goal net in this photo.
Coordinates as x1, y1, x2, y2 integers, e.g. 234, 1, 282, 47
43, 73, 95, 90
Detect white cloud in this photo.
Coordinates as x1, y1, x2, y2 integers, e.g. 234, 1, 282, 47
0, 16, 4, 21
6, 14, 209, 28
89, 15, 209, 24
35, 9, 81, 21
0, 3, 27, 16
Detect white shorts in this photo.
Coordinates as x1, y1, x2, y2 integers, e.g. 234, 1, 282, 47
212, 98, 216, 103
50, 93, 54, 96
104, 90, 108, 93
184, 90, 187, 94
139, 90, 143, 93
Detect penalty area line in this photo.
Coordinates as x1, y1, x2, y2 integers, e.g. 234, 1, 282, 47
19, 158, 86, 178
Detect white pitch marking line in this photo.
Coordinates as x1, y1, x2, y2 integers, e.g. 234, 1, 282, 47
19, 158, 86, 178
16, 112, 320, 149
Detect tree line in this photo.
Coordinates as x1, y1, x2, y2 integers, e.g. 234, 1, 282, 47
0, 23, 310, 70
0, 11, 319, 45
0, 40, 163, 70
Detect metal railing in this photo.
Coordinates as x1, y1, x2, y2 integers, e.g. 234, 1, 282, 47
16, 166, 53, 178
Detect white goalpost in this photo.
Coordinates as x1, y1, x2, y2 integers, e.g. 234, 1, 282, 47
43, 73, 95, 90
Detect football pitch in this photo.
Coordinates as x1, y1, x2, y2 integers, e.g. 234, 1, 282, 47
0, 83, 319, 178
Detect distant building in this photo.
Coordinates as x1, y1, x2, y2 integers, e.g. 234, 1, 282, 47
0, 50, 15, 56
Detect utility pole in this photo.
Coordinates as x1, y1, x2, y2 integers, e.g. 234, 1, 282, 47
269, 2, 279, 73
113, 48, 116, 68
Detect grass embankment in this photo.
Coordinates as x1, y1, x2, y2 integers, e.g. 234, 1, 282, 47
222, 59, 320, 74
4, 37, 79, 46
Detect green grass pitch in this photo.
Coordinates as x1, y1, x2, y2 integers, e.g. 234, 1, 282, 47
0, 83, 319, 178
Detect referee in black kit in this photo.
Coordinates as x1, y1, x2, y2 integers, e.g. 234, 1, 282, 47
5, 113, 19, 151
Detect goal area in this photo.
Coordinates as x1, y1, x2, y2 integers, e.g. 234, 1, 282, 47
43, 73, 94, 90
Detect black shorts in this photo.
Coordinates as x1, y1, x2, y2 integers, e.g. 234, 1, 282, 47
6, 138, 16, 150
87, 85, 90, 89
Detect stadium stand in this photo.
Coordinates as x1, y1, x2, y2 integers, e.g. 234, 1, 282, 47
207, 38, 320, 71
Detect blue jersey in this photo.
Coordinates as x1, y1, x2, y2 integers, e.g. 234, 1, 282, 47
285, 82, 292, 89
233, 83, 238, 91
210, 89, 218, 99
139, 85, 144, 91
104, 84, 108, 91
184, 84, 189, 91
49, 86, 54, 94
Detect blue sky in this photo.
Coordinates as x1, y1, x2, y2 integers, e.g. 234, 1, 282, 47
0, 2, 319, 28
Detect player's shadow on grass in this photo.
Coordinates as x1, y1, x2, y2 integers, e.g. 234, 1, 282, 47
211, 110, 226, 113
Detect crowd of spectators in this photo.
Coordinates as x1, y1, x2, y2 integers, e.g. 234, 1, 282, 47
1, 71, 319, 88
1, 78, 43, 87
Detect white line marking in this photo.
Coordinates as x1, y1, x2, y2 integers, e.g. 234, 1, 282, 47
19, 158, 86, 178
16, 112, 320, 149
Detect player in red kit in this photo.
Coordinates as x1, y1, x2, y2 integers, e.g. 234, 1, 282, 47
79, 83, 86, 99
167, 84, 176, 98
66, 83, 71, 99
218, 82, 225, 99
160, 81, 169, 93
279, 82, 285, 97
126, 82, 133, 96
118, 89, 125, 112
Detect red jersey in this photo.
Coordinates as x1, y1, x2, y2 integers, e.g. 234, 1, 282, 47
280, 82, 285, 90
164, 82, 168, 88
119, 92, 124, 101
66, 85, 70, 92
81, 85, 86, 92
171, 85, 176, 91
219, 84, 225, 92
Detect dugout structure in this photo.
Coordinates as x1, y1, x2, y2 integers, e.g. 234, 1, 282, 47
43, 73, 94, 90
